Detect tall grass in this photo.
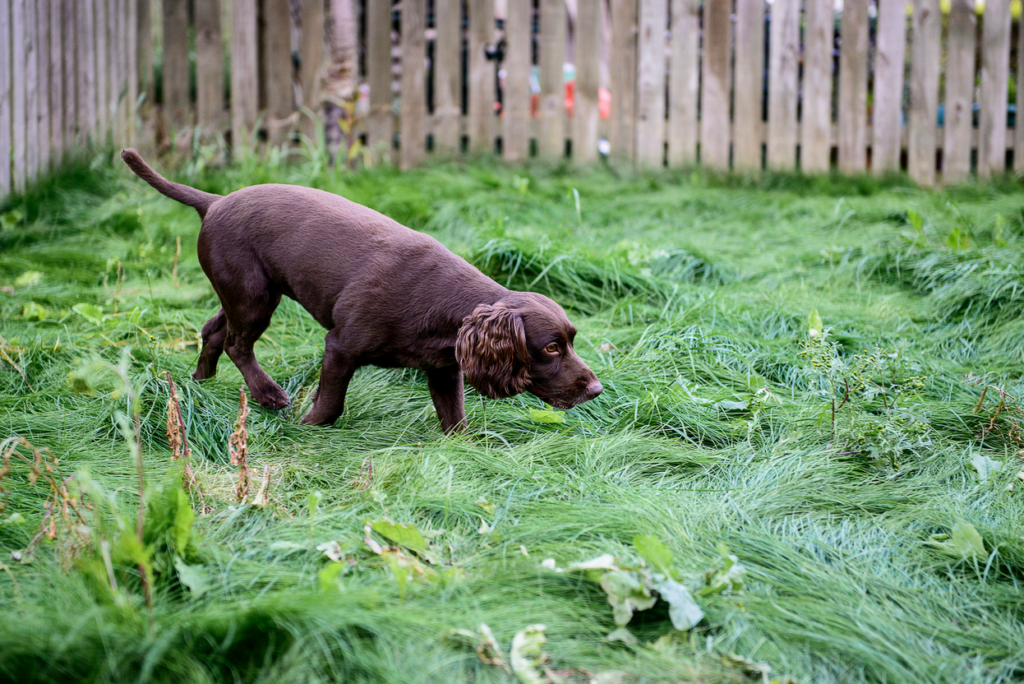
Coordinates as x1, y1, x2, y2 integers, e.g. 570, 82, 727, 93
1, 155, 1023, 683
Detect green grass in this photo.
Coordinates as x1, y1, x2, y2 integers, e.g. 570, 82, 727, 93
1, 153, 1024, 683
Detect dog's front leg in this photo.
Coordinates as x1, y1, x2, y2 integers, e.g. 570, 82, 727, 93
426, 366, 466, 434
301, 329, 356, 426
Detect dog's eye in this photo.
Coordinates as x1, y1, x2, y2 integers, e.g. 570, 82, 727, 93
544, 343, 559, 355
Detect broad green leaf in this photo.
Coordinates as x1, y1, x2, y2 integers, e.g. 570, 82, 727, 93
72, 303, 104, 324
510, 624, 547, 684
174, 556, 209, 599
929, 520, 986, 560
527, 407, 565, 424
600, 569, 656, 626
371, 518, 428, 554
807, 309, 823, 336
971, 454, 1003, 483
713, 399, 750, 412
633, 535, 673, 575
14, 271, 41, 288
605, 627, 638, 645
907, 209, 924, 234
700, 544, 746, 596
319, 561, 346, 590
655, 578, 704, 631
172, 489, 194, 554
21, 302, 49, 321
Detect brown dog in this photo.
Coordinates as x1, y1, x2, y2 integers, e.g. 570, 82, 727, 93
121, 149, 602, 432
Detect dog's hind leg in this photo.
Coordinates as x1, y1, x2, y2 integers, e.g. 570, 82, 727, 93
193, 308, 227, 381
222, 286, 289, 410
300, 328, 356, 426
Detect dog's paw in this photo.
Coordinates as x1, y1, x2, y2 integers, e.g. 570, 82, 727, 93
253, 384, 290, 410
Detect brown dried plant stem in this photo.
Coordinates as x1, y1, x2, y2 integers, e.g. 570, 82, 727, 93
165, 372, 205, 511
229, 387, 251, 503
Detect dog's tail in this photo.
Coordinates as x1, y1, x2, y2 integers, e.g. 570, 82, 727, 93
120, 148, 221, 219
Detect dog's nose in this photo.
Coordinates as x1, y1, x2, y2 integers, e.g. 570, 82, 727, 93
585, 380, 603, 400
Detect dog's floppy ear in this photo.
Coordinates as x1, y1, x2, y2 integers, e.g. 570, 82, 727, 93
455, 303, 530, 399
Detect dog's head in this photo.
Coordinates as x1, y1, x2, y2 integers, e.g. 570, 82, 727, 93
455, 293, 602, 409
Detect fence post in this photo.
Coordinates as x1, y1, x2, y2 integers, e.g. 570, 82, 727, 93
908, 0, 939, 186
838, 0, 868, 173
538, 0, 566, 159
573, 0, 600, 163
636, 0, 666, 167
503, 0, 531, 161
733, 0, 764, 171
137, 0, 153, 115
367, 0, 393, 160
232, 0, 259, 157
0, 0, 10, 195
197, 0, 225, 136
111, 0, 123, 150
767, 0, 799, 170
163, 0, 189, 132
299, 0, 325, 146
800, 0, 832, 172
37, 1, 50, 168
610, 0, 637, 163
978, 0, 1010, 178
468, 0, 495, 154
433, 0, 462, 156
400, 0, 426, 168
667, 0, 698, 167
872, 0, 906, 174
701, 0, 731, 170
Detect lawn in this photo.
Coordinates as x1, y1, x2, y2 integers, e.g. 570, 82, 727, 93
1, 154, 1023, 683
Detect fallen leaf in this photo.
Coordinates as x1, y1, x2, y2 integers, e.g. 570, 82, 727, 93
510, 624, 547, 684
971, 454, 1003, 483
72, 303, 104, 325
371, 518, 429, 554
654, 579, 704, 631
929, 520, 986, 560
605, 627, 637, 645
316, 540, 344, 562
174, 557, 210, 599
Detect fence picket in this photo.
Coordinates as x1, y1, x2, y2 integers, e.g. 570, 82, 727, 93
162, 0, 188, 132
801, 0, 833, 172
908, 0, 939, 185
468, 0, 495, 153
197, 0, 225, 135
400, 0, 426, 168
37, 0, 50, 169
48, 0, 61, 162
610, 0, 637, 162
111, 0, 123, 149
943, 0, 975, 182
62, 0, 75, 149
635, 0, 666, 166
137, 0, 153, 111
126, 0, 137, 145
733, 0, 764, 171
538, 0, 566, 159
978, 0, 1011, 177
231, 0, 258, 156
838, 0, 868, 172
503, 0, 531, 160
573, 0, 600, 163
872, 0, 906, 173
263, 0, 293, 147
701, 0, 731, 169
366, 0, 393, 159
299, 0, 324, 145
26, 0, 37, 179
95, 0, 107, 140
767, 0, 799, 170
12, 0, 25, 190
668, 0, 699, 166
433, 0, 461, 155
1017, 3, 1024, 171
0, 0, 9, 195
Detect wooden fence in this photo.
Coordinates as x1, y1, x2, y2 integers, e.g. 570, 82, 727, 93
2, 0, 1024, 196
